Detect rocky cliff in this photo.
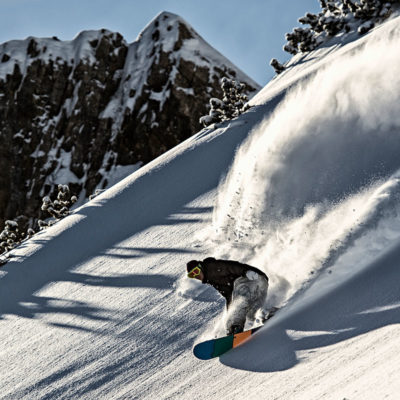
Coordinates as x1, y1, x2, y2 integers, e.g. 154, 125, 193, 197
0, 11, 260, 230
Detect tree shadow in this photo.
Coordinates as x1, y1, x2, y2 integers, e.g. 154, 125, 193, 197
220, 241, 400, 372
0, 99, 281, 328
0, 271, 175, 329
8, 297, 222, 400
10, 294, 111, 322
100, 245, 194, 259
68, 272, 175, 289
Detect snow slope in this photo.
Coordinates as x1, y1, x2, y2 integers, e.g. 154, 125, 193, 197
1, 13, 400, 400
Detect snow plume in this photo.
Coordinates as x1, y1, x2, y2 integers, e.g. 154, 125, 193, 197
175, 275, 206, 299
210, 23, 400, 306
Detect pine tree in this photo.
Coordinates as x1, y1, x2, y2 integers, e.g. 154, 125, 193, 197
200, 78, 250, 127
343, 0, 358, 13
39, 184, 77, 228
270, 59, 285, 74
299, 12, 320, 30
0, 220, 21, 254
319, 0, 328, 9
280, 0, 399, 59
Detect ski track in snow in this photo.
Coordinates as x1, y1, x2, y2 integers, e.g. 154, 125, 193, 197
1, 14, 400, 400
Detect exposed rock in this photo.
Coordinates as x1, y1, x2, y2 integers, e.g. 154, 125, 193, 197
0, 11, 260, 231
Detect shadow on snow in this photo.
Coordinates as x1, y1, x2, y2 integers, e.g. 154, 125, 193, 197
221, 240, 400, 372
0, 100, 277, 326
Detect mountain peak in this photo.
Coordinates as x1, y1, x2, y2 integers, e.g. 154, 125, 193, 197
133, 11, 259, 88
136, 11, 196, 54
0, 11, 260, 230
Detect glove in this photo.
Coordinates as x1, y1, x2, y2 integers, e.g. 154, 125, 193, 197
246, 270, 259, 281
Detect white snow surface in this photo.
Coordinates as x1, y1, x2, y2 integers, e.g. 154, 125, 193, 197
1, 15, 400, 400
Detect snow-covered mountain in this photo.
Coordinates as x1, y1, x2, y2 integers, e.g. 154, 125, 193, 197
1, 8, 400, 400
0, 11, 259, 231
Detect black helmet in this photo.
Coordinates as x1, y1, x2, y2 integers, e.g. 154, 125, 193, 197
186, 260, 201, 272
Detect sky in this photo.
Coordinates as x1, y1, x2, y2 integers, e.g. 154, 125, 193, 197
0, 0, 321, 86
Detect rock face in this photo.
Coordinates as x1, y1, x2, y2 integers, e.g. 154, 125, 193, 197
0, 12, 260, 229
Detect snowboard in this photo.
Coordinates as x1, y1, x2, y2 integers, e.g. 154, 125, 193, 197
193, 325, 262, 360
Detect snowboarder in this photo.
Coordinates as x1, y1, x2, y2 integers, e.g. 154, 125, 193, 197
186, 257, 270, 335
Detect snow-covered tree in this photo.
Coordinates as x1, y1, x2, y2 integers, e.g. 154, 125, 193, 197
280, 0, 399, 59
298, 12, 322, 31
0, 220, 21, 254
0, 216, 36, 260
270, 59, 285, 74
343, 0, 359, 13
200, 77, 250, 127
39, 184, 77, 228
0, 185, 77, 261
271, 1, 398, 75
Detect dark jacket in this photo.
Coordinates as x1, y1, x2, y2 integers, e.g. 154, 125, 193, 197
200, 257, 268, 307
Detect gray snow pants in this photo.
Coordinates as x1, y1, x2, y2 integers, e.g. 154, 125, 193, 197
225, 274, 268, 333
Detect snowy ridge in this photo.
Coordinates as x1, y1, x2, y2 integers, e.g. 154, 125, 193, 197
0, 30, 123, 78
135, 12, 258, 84
0, 11, 400, 400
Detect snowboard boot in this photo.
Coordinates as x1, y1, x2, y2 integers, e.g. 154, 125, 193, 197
227, 324, 244, 335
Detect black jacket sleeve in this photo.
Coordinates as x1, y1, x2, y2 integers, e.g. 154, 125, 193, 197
201, 258, 268, 306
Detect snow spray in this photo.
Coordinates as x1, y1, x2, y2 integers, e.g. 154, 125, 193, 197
209, 21, 400, 306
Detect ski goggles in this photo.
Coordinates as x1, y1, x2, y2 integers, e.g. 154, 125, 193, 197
187, 265, 202, 278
